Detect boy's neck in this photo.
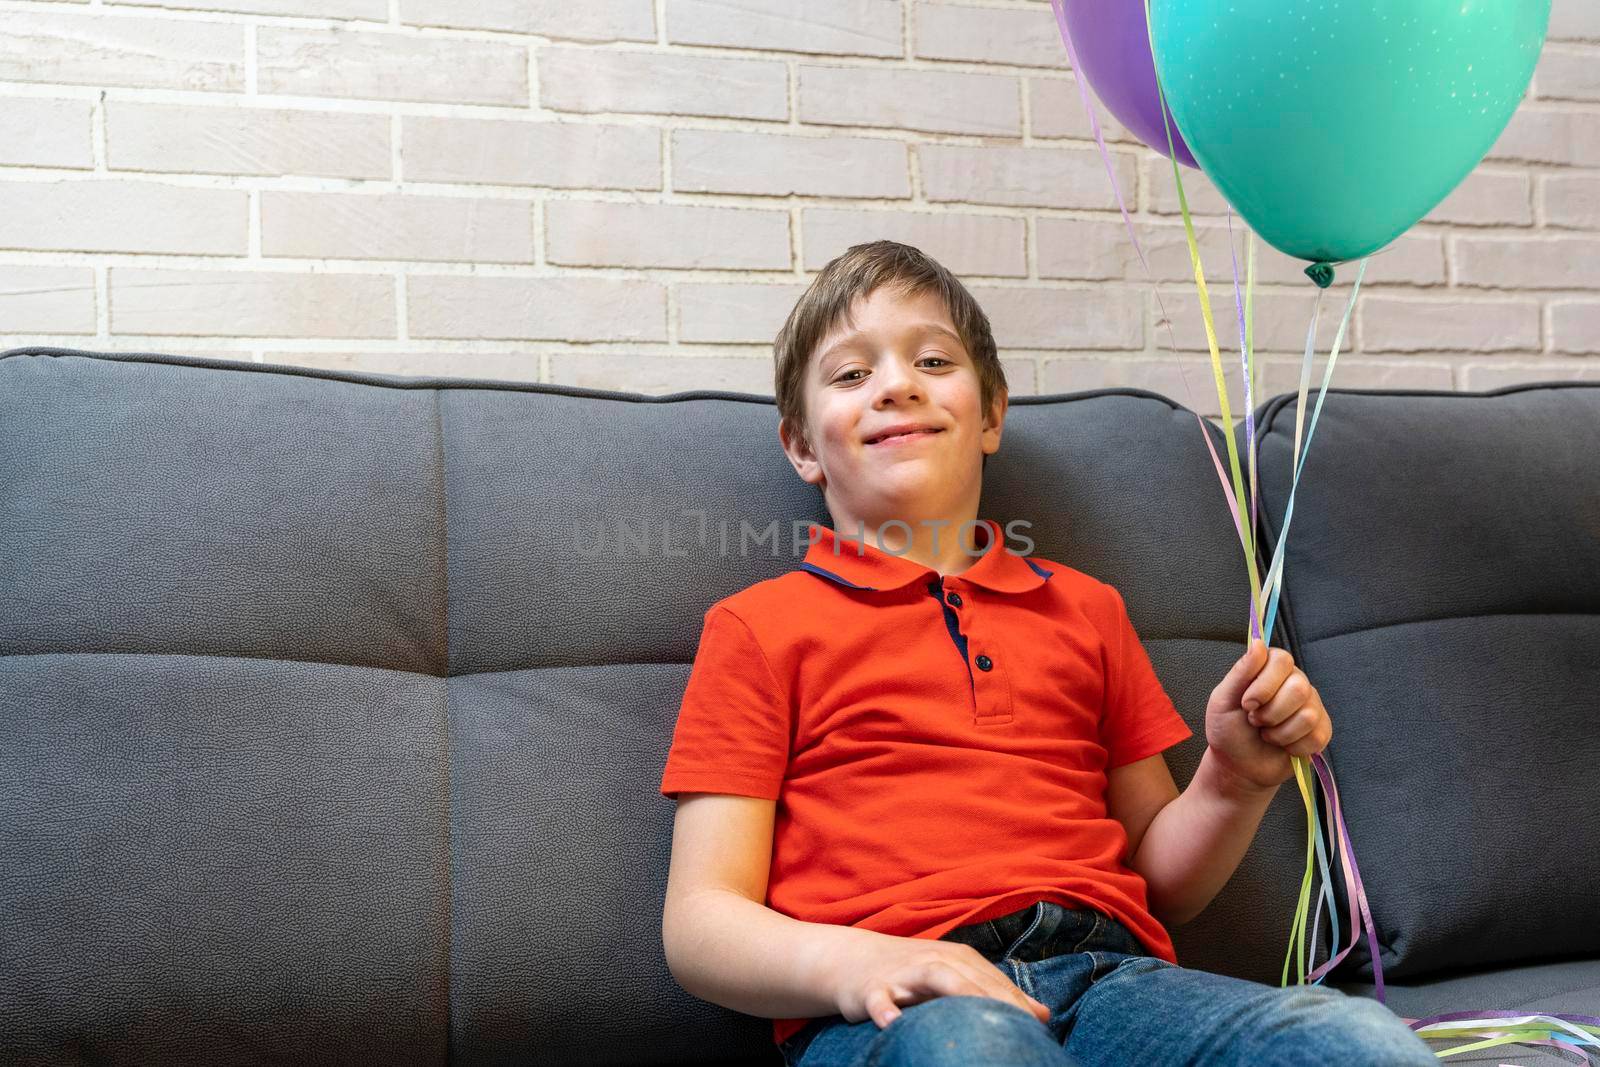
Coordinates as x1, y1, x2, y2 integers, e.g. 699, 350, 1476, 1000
831, 510, 991, 577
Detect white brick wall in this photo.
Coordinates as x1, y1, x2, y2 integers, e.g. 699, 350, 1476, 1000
1, 0, 1596, 413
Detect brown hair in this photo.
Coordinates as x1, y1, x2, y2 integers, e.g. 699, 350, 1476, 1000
773, 240, 1007, 459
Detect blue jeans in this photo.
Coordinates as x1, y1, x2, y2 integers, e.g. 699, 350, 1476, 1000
778, 900, 1435, 1067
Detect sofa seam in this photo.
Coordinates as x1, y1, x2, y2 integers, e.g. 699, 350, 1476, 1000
433, 387, 454, 1067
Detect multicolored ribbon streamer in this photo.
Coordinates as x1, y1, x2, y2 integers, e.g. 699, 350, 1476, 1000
1051, 1, 1600, 1059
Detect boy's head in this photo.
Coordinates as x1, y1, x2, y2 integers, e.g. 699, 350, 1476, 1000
774, 240, 1008, 532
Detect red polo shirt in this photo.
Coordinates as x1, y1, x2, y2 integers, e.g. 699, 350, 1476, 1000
659, 517, 1194, 1047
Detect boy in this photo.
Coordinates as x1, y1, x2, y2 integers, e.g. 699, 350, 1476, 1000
658, 241, 1434, 1066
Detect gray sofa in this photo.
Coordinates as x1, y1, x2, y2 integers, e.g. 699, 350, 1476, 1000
1, 345, 1594, 1066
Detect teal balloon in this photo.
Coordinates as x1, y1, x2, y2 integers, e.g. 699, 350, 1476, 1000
1148, 0, 1550, 273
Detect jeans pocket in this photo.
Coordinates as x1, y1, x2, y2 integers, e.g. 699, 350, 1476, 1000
1072, 911, 1147, 958
1066, 910, 1106, 954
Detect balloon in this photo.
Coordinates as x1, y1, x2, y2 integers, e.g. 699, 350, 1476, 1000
1148, 0, 1550, 280
1058, 0, 1199, 169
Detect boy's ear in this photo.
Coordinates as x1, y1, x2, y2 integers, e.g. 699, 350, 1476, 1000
779, 415, 826, 490
988, 389, 1008, 427
982, 389, 1008, 453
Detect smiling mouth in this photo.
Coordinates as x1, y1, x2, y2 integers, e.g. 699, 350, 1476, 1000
867, 429, 943, 446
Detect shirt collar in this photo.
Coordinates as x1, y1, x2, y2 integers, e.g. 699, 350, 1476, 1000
797, 518, 1053, 594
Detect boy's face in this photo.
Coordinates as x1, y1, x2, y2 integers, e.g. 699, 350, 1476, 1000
780, 284, 1006, 531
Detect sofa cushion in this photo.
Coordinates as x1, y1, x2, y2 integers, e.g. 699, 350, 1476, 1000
1252, 383, 1600, 983
1335, 957, 1600, 1066
1336, 956, 1600, 1019
0, 349, 453, 1064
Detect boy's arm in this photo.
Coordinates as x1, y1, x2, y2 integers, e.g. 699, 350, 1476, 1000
1110, 639, 1331, 928
1108, 750, 1278, 929
662, 792, 879, 1019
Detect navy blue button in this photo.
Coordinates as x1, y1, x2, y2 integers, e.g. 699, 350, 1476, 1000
946, 591, 962, 607
976, 654, 993, 671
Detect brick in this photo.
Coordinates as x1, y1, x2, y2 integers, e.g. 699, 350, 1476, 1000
999, 355, 1037, 394
918, 144, 1131, 210
408, 275, 667, 342
1359, 297, 1541, 353
1038, 219, 1237, 284
261, 352, 540, 383
108, 102, 390, 179
914, 3, 1066, 69
1028, 76, 1133, 143
1039, 221, 1441, 289
677, 283, 807, 344
540, 47, 787, 121
1461, 360, 1600, 388
672, 129, 908, 199
108, 0, 384, 17
257, 27, 527, 107
799, 65, 1020, 136
546, 201, 790, 269
1251, 233, 1445, 288
1454, 236, 1600, 289
404, 118, 659, 191
1488, 108, 1600, 167
110, 268, 394, 337
1543, 175, 1600, 230
1040, 356, 1198, 406
0, 180, 246, 255
1536, 46, 1600, 102
666, 0, 901, 57
0, 265, 96, 334
970, 285, 1142, 350
1259, 360, 1455, 395
1142, 155, 1231, 215
1550, 0, 1600, 42
1552, 302, 1600, 354
399, 0, 655, 42
1423, 171, 1533, 227
547, 352, 775, 395
0, 11, 243, 92
261, 192, 534, 263
1156, 289, 1350, 354
0, 98, 93, 168
802, 208, 1026, 277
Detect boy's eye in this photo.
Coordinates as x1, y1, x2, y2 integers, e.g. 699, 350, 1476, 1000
834, 356, 952, 383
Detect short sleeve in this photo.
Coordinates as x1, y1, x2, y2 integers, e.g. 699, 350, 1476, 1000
1099, 583, 1194, 769
659, 604, 792, 801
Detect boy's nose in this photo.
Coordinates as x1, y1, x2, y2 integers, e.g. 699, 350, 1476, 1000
873, 367, 921, 402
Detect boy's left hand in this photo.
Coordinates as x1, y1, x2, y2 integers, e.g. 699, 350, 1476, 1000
1204, 638, 1332, 793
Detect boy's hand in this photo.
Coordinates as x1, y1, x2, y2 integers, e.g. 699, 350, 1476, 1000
825, 928, 1052, 1030
1204, 638, 1332, 794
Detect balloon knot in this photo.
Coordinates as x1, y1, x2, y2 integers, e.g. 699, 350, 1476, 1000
1305, 262, 1335, 289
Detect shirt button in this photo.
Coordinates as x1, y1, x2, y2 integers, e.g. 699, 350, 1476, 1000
946, 591, 963, 608
976, 654, 993, 671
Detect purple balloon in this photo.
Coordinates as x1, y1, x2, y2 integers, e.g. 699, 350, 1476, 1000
1060, 0, 1199, 169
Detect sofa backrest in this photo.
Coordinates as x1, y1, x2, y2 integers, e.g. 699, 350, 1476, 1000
9, 346, 1504, 1063
1250, 382, 1600, 985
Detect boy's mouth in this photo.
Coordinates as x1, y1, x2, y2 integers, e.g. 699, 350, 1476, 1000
865, 426, 943, 446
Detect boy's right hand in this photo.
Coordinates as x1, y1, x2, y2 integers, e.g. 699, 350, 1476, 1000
826, 929, 1052, 1030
